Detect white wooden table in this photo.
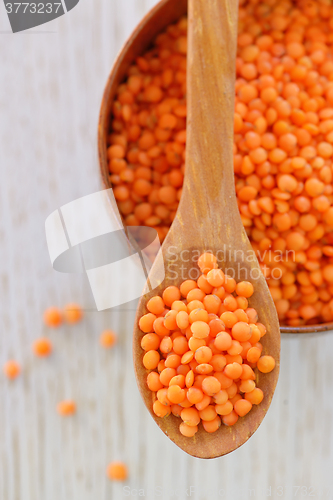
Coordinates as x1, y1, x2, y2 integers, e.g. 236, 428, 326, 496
1, 1, 333, 499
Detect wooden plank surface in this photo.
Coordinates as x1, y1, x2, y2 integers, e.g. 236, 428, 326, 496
0, 1, 333, 499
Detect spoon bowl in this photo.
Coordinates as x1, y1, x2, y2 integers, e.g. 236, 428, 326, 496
133, 247, 280, 459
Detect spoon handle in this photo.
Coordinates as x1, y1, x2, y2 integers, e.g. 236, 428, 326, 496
181, 0, 239, 220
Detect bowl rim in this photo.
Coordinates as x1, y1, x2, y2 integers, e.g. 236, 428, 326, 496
97, 0, 333, 335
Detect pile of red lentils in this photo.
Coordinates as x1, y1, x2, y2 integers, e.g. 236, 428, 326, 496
139, 253, 275, 436
107, 0, 333, 327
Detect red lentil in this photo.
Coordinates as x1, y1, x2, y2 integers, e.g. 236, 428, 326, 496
3, 360, 21, 379
63, 303, 83, 324
43, 307, 62, 328
57, 400, 76, 416
100, 330, 117, 348
33, 338, 52, 357
106, 462, 128, 481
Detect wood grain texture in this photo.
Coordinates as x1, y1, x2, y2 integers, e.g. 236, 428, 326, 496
0, 0, 332, 499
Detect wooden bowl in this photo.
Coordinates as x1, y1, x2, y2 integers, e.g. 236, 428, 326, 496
97, 0, 332, 335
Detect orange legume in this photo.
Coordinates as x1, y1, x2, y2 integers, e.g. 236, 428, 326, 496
43, 307, 62, 328
257, 355, 276, 373
224, 362, 243, 380
139, 253, 275, 436
33, 338, 52, 357
179, 422, 198, 437
147, 372, 164, 392
187, 387, 204, 404
234, 399, 252, 417
153, 317, 170, 337
206, 269, 225, 287
57, 400, 76, 416
143, 350, 160, 370
167, 385, 186, 404
202, 376, 221, 396
165, 354, 181, 369
213, 389, 228, 405
222, 411, 239, 426
181, 407, 201, 426
220, 312, 238, 329
214, 332, 233, 351
202, 415, 222, 433
153, 400, 171, 418
100, 330, 117, 348
215, 400, 233, 416
147, 296, 165, 315
106, 462, 128, 482
195, 394, 211, 411
162, 286, 181, 306
190, 321, 210, 339
198, 253, 218, 274
3, 360, 21, 379
141, 333, 160, 351
63, 303, 83, 324
245, 388, 264, 405
157, 388, 170, 406
139, 313, 156, 333
160, 367, 176, 386
231, 322, 252, 342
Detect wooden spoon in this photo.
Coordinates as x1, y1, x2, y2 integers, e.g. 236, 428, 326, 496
133, 0, 280, 459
